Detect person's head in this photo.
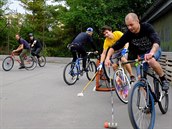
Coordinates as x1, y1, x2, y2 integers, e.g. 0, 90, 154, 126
15, 34, 20, 40
125, 13, 140, 34
86, 27, 93, 36
28, 33, 34, 40
101, 25, 113, 39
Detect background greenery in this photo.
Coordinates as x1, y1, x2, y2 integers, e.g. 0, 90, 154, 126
0, 0, 156, 56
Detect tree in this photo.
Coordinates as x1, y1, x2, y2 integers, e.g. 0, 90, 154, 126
1, 0, 155, 56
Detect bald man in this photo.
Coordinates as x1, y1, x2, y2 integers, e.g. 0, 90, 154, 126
105, 13, 169, 91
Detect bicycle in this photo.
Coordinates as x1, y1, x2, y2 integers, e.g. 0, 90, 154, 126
104, 52, 131, 104
127, 58, 169, 129
33, 55, 46, 67
63, 51, 97, 85
31, 49, 46, 67
2, 52, 37, 71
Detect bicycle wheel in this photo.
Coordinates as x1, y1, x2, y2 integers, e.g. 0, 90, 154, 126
128, 81, 155, 129
86, 61, 97, 80
102, 62, 114, 82
113, 69, 131, 104
38, 55, 46, 67
155, 80, 169, 114
24, 56, 37, 70
63, 62, 79, 85
2, 56, 14, 71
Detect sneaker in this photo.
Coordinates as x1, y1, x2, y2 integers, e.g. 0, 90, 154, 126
130, 75, 136, 83
18, 66, 25, 69
161, 80, 169, 91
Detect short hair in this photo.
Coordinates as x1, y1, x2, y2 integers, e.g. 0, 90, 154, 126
101, 25, 112, 33
125, 13, 139, 22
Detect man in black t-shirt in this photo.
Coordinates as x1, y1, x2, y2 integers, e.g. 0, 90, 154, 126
68, 27, 98, 71
28, 33, 42, 60
105, 13, 169, 91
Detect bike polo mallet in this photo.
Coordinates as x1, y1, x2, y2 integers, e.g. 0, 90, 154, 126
104, 67, 118, 129
77, 71, 98, 97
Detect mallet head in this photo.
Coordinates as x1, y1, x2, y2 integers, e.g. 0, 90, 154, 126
77, 92, 84, 97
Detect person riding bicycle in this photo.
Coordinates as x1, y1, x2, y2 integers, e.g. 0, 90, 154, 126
105, 13, 169, 91
98, 25, 136, 82
28, 33, 43, 61
13, 34, 30, 69
68, 27, 98, 72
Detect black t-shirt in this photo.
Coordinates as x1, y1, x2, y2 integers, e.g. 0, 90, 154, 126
112, 22, 160, 56
71, 32, 96, 51
30, 38, 42, 48
18, 38, 30, 49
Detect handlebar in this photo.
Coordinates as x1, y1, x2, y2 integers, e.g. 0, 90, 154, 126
86, 51, 99, 56
122, 58, 145, 65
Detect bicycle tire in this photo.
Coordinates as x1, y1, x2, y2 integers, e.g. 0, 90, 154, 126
38, 55, 46, 67
102, 62, 114, 82
63, 62, 79, 85
2, 56, 14, 71
155, 80, 169, 114
113, 69, 131, 104
128, 81, 155, 129
24, 56, 37, 70
86, 61, 97, 80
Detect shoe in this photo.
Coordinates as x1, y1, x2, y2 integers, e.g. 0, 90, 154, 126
130, 75, 136, 83
19, 66, 25, 69
82, 68, 88, 72
161, 80, 169, 91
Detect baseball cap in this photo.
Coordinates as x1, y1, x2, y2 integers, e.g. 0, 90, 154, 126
28, 33, 33, 37
86, 27, 93, 32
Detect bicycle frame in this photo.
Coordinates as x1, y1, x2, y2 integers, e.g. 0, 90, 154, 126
73, 52, 96, 75
138, 60, 162, 103
10, 53, 22, 64
128, 58, 169, 129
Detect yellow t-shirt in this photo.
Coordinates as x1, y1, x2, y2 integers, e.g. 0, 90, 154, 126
103, 31, 123, 50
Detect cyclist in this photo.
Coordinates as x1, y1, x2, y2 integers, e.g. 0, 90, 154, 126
68, 27, 98, 72
13, 34, 30, 69
105, 13, 169, 91
28, 33, 43, 61
98, 25, 135, 82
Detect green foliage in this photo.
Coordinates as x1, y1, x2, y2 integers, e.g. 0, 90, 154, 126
0, 0, 156, 55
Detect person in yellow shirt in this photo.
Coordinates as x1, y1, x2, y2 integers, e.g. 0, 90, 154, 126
98, 25, 135, 82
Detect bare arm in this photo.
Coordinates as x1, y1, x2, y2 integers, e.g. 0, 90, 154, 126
150, 43, 159, 55
124, 42, 129, 49
100, 49, 107, 63
13, 44, 23, 52
104, 48, 115, 67
144, 43, 159, 61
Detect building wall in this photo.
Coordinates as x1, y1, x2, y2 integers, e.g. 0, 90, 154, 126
152, 10, 172, 52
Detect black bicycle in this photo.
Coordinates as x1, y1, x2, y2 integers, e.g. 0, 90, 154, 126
128, 58, 169, 129
63, 51, 98, 85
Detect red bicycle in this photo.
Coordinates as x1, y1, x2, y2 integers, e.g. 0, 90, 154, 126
2, 52, 37, 71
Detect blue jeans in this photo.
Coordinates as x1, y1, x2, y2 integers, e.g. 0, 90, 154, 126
136, 48, 162, 77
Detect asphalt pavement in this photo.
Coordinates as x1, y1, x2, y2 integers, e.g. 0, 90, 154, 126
0, 60, 172, 129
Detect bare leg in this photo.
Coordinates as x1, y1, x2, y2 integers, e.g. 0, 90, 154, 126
148, 58, 164, 77
121, 57, 134, 76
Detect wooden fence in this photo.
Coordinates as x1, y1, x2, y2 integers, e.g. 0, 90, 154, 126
159, 52, 172, 82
